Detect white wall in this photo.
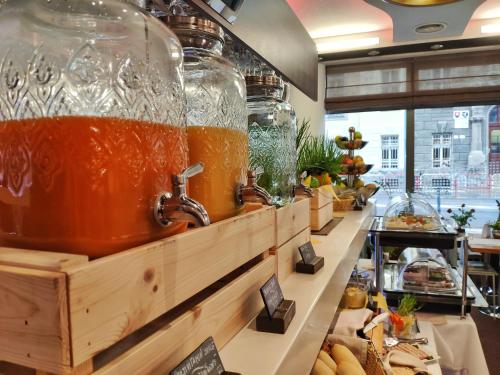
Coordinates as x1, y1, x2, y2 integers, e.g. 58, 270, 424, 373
288, 63, 325, 137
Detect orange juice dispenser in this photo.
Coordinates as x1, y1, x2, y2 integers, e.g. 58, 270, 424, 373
164, 16, 271, 222
0, 0, 209, 257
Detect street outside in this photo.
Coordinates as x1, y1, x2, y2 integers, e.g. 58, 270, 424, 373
373, 194, 499, 228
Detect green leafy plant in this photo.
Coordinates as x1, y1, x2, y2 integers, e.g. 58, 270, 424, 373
489, 221, 500, 231
447, 204, 475, 229
397, 294, 419, 316
297, 135, 343, 177
296, 119, 311, 155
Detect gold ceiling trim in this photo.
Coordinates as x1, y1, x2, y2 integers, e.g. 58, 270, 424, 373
387, 0, 461, 6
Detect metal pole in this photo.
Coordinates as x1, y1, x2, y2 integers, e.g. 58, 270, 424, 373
461, 237, 469, 319
374, 232, 383, 292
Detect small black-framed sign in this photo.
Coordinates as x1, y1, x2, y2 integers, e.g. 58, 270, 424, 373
298, 241, 316, 264
259, 274, 284, 318
170, 337, 224, 375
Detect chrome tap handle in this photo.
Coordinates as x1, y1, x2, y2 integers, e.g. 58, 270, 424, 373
175, 162, 204, 187
236, 169, 273, 206
154, 162, 210, 228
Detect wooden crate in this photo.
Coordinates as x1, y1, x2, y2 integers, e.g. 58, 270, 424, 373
310, 201, 334, 231
0, 207, 276, 374
310, 186, 333, 210
271, 228, 310, 283
275, 197, 310, 248
272, 199, 311, 283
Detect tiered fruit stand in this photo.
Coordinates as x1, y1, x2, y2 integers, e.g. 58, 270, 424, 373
336, 127, 373, 189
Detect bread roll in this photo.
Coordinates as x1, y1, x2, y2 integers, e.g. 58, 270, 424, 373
336, 361, 366, 375
311, 358, 335, 375
331, 344, 365, 374
318, 350, 337, 372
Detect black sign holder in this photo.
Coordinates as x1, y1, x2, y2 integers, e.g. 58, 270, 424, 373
170, 337, 240, 375
296, 241, 324, 274
256, 275, 295, 334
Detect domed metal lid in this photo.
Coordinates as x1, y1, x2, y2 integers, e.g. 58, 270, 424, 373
245, 75, 282, 88
163, 16, 225, 44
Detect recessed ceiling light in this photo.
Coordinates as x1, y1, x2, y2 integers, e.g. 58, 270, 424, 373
387, 0, 461, 6
481, 24, 500, 34
430, 44, 444, 50
415, 23, 446, 33
316, 37, 380, 53
368, 50, 381, 56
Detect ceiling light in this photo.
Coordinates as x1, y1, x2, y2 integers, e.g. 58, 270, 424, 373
310, 24, 380, 39
414, 23, 446, 33
387, 0, 461, 6
316, 37, 380, 53
481, 24, 500, 34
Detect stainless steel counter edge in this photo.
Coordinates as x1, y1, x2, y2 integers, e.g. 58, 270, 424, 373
219, 203, 375, 375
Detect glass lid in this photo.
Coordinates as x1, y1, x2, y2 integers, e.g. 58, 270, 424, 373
383, 195, 442, 231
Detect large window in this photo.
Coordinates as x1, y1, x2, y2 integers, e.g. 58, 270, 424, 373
324, 106, 499, 227
381, 135, 399, 169
432, 133, 452, 168
325, 110, 406, 214
414, 106, 499, 228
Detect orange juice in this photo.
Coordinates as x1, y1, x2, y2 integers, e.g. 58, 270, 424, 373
0, 116, 188, 257
187, 126, 248, 222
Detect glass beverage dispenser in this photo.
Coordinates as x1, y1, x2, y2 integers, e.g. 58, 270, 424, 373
0, 0, 209, 257
164, 16, 256, 222
247, 75, 298, 206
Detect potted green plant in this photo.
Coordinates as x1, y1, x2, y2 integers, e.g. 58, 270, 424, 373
489, 220, 500, 239
297, 135, 343, 185
390, 294, 419, 339
447, 204, 475, 233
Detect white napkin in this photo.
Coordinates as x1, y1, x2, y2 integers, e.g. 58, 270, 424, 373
331, 308, 373, 337
383, 350, 429, 375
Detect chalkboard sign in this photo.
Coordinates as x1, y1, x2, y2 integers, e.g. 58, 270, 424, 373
298, 241, 316, 264
260, 274, 284, 318
170, 337, 224, 375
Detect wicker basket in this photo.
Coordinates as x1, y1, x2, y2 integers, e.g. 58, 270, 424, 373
332, 198, 354, 212
325, 334, 387, 375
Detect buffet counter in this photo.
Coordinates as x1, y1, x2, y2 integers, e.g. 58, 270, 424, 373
220, 203, 375, 375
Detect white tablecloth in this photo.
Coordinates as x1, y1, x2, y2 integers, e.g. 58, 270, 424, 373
420, 314, 490, 375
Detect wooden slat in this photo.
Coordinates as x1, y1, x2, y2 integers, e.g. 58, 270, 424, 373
310, 186, 333, 210
310, 202, 334, 231
271, 228, 311, 283
66, 207, 276, 365
94, 256, 275, 375
276, 198, 310, 247
0, 265, 70, 373
0, 248, 88, 272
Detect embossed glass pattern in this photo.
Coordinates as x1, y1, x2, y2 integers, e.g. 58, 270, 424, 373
166, 16, 248, 222
247, 78, 297, 207
0, 0, 188, 257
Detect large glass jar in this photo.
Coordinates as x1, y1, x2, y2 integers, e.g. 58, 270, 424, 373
0, 0, 193, 257
164, 16, 248, 222
247, 75, 297, 206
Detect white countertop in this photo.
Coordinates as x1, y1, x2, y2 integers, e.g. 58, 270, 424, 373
220, 204, 375, 375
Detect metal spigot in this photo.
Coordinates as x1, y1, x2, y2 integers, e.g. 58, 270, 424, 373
236, 170, 273, 206
154, 163, 210, 228
293, 171, 313, 198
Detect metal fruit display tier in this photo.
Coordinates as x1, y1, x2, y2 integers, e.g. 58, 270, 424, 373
335, 127, 373, 189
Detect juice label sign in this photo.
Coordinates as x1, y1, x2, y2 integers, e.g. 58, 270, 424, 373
170, 337, 224, 375
260, 274, 284, 318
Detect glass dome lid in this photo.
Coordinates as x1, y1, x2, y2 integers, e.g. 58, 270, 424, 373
383, 195, 442, 231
